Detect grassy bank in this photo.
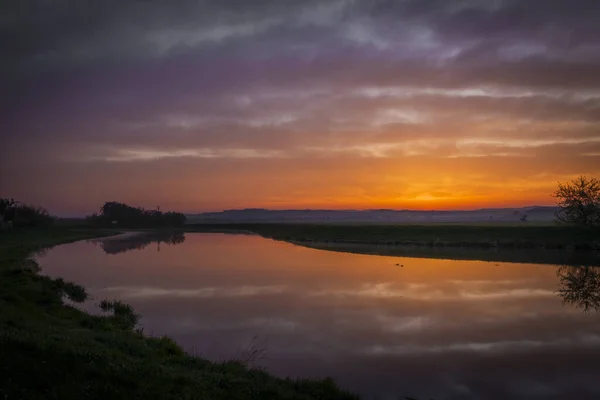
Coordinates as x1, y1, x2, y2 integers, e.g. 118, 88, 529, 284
0, 228, 358, 400
295, 241, 600, 267
188, 223, 600, 250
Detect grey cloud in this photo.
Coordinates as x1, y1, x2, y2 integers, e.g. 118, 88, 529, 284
3, 0, 600, 126
1, 0, 344, 77
4, 0, 600, 75
362, 0, 600, 45
435, 0, 600, 46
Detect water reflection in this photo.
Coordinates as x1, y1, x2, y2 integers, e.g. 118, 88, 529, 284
92, 231, 186, 254
557, 266, 600, 312
37, 233, 600, 400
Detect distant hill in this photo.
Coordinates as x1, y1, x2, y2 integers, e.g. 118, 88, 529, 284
187, 206, 558, 224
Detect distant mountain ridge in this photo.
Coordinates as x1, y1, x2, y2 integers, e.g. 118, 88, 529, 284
187, 206, 558, 224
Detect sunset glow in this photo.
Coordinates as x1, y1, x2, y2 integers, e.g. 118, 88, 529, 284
2, 1, 599, 215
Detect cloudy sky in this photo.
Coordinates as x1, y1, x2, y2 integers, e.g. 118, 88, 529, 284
2, 0, 599, 215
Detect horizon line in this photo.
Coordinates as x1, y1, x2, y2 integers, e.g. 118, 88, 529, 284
190, 205, 557, 214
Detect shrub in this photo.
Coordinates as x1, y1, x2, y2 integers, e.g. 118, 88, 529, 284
147, 336, 185, 357
99, 299, 140, 329
56, 279, 88, 303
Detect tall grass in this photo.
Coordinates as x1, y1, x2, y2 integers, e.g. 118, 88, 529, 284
232, 335, 269, 369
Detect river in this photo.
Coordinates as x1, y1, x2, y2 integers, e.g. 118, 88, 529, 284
37, 232, 600, 400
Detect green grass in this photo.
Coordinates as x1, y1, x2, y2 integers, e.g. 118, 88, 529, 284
297, 241, 600, 267
0, 228, 358, 400
188, 223, 600, 250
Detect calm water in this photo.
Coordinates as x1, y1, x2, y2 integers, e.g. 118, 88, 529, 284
37, 233, 600, 400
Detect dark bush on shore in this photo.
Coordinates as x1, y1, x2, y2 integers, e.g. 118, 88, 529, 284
53, 278, 88, 303
87, 201, 186, 228
0, 198, 55, 228
99, 299, 140, 330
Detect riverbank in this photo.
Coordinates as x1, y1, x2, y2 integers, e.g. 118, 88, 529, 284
0, 228, 358, 400
188, 223, 600, 250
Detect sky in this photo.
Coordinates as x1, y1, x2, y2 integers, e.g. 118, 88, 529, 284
2, 0, 600, 215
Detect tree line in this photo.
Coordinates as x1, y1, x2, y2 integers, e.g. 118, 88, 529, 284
86, 201, 187, 228
0, 198, 54, 228
1, 199, 186, 229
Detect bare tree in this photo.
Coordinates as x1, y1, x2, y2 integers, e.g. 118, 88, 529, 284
557, 265, 600, 312
553, 176, 600, 226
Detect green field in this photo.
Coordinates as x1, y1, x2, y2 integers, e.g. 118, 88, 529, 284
0, 228, 358, 400
188, 223, 600, 250
296, 241, 600, 267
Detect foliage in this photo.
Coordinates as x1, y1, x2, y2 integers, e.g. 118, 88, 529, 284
0, 198, 16, 217
553, 176, 600, 227
99, 299, 140, 330
54, 278, 88, 303
0, 198, 55, 228
87, 201, 186, 228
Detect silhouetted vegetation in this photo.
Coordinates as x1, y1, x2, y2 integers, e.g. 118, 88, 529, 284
86, 201, 186, 228
557, 266, 600, 312
99, 299, 140, 330
554, 176, 600, 227
95, 231, 186, 254
54, 278, 88, 303
0, 198, 55, 228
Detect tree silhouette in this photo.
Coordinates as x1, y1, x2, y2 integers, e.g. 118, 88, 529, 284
87, 202, 186, 228
554, 176, 600, 226
557, 265, 600, 312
